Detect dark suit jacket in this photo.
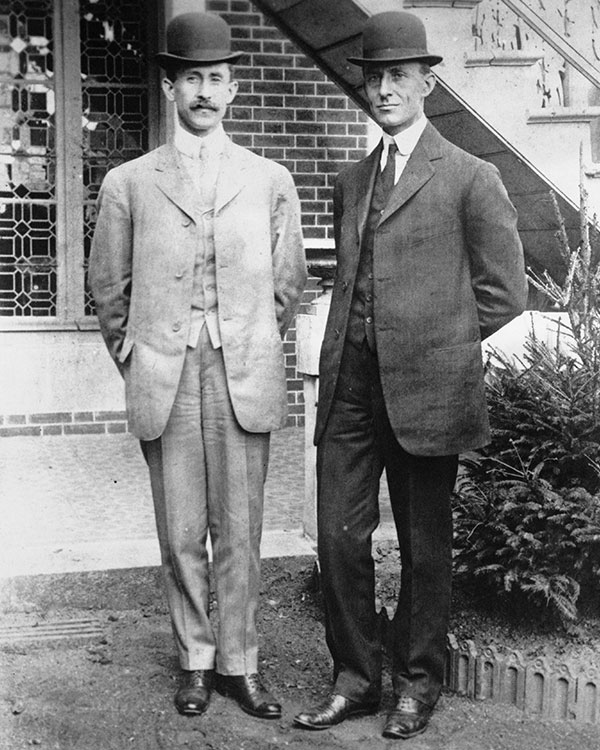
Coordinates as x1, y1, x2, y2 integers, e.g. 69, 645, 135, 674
315, 122, 527, 456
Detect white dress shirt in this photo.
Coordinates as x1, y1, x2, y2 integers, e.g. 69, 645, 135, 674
380, 114, 428, 185
175, 122, 227, 202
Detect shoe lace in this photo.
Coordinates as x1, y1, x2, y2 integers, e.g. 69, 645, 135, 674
246, 673, 265, 693
396, 696, 421, 713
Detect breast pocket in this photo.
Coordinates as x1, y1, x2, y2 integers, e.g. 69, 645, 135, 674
408, 218, 460, 248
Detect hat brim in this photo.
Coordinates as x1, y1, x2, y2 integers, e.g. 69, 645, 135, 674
156, 51, 244, 68
348, 53, 443, 67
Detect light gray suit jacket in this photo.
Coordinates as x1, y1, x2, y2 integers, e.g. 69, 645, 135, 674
90, 139, 307, 440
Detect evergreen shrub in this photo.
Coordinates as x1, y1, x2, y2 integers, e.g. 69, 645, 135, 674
453, 186, 600, 624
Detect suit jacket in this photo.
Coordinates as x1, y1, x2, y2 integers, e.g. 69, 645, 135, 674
315, 123, 527, 456
89, 139, 307, 440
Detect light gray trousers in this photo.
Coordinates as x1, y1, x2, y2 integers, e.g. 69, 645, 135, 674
142, 326, 270, 674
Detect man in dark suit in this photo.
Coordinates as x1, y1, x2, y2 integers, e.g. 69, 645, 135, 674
294, 11, 527, 740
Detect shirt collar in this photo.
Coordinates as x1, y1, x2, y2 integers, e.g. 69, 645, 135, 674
174, 123, 228, 159
382, 115, 427, 158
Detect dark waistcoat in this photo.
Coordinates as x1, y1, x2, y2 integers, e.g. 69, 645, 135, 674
345, 159, 390, 351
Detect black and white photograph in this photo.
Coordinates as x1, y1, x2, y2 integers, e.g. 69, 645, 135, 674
1, 1, 600, 748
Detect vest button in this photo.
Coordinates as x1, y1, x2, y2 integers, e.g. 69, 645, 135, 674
175, 271, 184, 279
172, 321, 182, 332
365, 316, 373, 324
334, 329, 340, 339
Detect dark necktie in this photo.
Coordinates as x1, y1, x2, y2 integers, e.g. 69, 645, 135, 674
380, 141, 398, 197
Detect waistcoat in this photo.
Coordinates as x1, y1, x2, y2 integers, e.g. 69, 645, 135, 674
345, 156, 391, 351
188, 155, 220, 348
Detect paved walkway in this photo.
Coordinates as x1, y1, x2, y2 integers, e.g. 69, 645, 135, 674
0, 427, 394, 578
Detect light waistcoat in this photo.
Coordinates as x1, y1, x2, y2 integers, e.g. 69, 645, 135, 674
175, 124, 224, 349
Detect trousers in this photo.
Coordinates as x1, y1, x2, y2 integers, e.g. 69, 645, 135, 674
316, 338, 458, 705
142, 326, 270, 674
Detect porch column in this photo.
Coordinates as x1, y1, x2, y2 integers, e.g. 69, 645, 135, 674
296, 256, 336, 542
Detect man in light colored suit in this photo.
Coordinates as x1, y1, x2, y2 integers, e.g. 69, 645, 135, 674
294, 11, 527, 740
90, 12, 306, 719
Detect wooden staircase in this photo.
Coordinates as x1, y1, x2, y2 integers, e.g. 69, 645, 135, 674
253, 0, 600, 292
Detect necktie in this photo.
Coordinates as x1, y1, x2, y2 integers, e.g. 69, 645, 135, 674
197, 141, 214, 205
380, 142, 398, 197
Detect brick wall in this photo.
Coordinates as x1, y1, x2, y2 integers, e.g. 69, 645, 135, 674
208, 0, 369, 426
0, 411, 128, 438
209, 0, 369, 241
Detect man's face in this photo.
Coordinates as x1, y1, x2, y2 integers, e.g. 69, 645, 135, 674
363, 61, 435, 135
162, 63, 238, 136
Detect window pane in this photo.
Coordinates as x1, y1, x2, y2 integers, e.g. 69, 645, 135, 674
80, 0, 150, 316
0, 0, 56, 316
0, 201, 56, 315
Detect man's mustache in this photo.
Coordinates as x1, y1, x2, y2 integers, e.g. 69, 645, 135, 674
191, 100, 218, 111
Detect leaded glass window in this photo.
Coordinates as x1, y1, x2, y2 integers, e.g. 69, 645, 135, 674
0, 0, 157, 323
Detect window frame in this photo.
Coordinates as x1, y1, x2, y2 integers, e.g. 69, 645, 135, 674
0, 0, 161, 332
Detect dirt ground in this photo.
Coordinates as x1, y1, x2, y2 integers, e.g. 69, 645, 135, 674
2, 552, 600, 749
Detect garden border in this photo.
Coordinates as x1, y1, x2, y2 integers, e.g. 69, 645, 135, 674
444, 634, 600, 724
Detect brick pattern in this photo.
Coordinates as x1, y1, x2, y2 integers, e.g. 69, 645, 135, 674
207, 0, 368, 427
0, 412, 129, 438
209, 0, 369, 242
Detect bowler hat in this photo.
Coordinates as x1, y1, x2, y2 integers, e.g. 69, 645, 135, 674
156, 12, 244, 68
348, 11, 442, 67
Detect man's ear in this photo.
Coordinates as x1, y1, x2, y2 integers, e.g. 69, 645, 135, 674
423, 72, 436, 99
226, 79, 239, 105
161, 77, 175, 102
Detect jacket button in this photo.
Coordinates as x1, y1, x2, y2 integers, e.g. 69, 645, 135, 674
365, 316, 373, 324
342, 281, 349, 292
182, 218, 191, 227
175, 271, 184, 279
172, 321, 182, 332
334, 328, 340, 339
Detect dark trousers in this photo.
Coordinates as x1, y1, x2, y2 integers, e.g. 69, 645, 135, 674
316, 339, 458, 706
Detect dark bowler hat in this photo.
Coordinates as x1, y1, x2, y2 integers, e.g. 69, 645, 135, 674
156, 12, 244, 68
348, 11, 442, 67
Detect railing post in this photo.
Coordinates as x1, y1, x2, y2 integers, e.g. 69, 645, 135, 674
296, 258, 336, 543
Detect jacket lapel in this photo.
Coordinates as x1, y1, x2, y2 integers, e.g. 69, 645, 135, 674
355, 146, 381, 237
215, 139, 248, 213
153, 144, 199, 221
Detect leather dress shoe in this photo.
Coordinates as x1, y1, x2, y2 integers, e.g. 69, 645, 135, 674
174, 669, 214, 716
215, 673, 282, 719
382, 695, 433, 739
294, 693, 379, 730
